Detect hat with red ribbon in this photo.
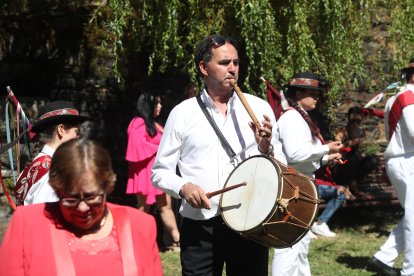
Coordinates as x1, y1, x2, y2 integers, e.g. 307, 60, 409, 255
286, 72, 324, 91
31, 101, 88, 133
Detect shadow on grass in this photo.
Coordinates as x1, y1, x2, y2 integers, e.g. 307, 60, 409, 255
336, 254, 371, 270
328, 205, 403, 232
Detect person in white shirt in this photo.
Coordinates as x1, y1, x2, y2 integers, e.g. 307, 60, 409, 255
272, 72, 343, 276
152, 34, 286, 276
14, 101, 88, 205
367, 59, 414, 276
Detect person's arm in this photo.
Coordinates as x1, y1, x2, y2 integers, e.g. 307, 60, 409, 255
278, 110, 329, 166
0, 207, 25, 276
271, 121, 288, 165
27, 174, 59, 205
126, 117, 159, 162
360, 107, 384, 119
401, 104, 414, 143
151, 104, 213, 210
151, 106, 189, 198
250, 98, 287, 165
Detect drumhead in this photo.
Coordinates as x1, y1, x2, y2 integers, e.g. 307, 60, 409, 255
220, 156, 280, 232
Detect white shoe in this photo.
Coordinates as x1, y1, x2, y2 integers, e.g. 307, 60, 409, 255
311, 222, 336, 238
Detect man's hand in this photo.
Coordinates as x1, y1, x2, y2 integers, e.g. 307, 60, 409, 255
327, 140, 343, 153
180, 183, 211, 209
250, 114, 273, 154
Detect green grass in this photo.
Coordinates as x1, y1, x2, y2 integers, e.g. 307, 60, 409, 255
160, 206, 404, 276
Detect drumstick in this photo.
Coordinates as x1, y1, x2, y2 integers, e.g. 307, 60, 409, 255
206, 182, 247, 198
229, 79, 266, 137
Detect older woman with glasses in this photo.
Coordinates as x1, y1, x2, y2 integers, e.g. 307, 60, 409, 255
0, 139, 162, 276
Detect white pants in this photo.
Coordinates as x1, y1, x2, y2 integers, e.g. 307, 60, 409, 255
272, 231, 312, 276
374, 154, 414, 276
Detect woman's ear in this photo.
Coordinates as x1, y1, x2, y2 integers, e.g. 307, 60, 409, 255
57, 124, 65, 137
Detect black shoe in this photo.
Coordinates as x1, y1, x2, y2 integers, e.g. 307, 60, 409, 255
366, 256, 400, 276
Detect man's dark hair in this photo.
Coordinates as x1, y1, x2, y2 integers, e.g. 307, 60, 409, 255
194, 34, 238, 78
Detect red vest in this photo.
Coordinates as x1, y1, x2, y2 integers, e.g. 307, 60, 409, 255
14, 155, 52, 205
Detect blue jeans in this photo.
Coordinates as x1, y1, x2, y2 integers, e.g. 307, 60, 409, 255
317, 185, 346, 223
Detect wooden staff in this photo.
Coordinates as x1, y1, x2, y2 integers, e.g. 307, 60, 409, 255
206, 182, 247, 198
229, 79, 266, 137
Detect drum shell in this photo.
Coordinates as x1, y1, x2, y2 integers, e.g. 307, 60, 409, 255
220, 155, 319, 248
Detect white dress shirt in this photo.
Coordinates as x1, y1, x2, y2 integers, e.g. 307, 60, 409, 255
152, 89, 286, 220
277, 108, 329, 177
24, 145, 59, 205
384, 84, 414, 158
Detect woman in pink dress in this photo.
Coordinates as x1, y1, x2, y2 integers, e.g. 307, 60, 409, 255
126, 93, 180, 249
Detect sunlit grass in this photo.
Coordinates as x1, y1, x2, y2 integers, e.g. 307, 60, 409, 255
161, 206, 403, 275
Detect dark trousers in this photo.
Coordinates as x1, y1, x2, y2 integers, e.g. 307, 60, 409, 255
180, 216, 268, 276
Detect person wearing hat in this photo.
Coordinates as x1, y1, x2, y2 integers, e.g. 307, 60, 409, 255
367, 59, 414, 276
272, 72, 343, 276
14, 100, 88, 206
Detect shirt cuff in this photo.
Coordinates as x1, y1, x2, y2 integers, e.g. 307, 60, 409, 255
321, 154, 329, 165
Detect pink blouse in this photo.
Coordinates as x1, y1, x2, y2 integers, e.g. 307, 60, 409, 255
68, 226, 123, 275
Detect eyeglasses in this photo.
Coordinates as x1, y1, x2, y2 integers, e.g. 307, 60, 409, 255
211, 36, 226, 48
59, 193, 105, 208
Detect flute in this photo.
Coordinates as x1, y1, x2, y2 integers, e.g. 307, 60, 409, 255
229, 79, 266, 137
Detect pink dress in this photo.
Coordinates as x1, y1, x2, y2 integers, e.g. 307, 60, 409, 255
125, 117, 163, 204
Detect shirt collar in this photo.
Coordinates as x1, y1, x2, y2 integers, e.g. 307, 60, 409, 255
41, 144, 56, 156
201, 88, 237, 114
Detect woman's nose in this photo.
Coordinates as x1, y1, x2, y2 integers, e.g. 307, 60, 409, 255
76, 200, 90, 212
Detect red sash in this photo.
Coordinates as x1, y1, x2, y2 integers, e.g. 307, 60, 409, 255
14, 155, 51, 205
388, 90, 414, 138
314, 134, 337, 187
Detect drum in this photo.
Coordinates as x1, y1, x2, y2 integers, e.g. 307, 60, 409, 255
219, 155, 319, 248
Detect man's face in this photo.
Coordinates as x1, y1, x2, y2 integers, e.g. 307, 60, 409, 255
199, 42, 239, 93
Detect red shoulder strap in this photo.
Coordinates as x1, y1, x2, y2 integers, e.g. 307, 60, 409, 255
388, 91, 414, 138
14, 155, 52, 205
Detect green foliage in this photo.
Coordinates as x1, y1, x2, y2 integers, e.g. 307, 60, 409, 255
2, 0, 414, 118
233, 0, 282, 95
387, 0, 414, 73
1, 178, 14, 196
362, 143, 381, 155
144, 0, 185, 75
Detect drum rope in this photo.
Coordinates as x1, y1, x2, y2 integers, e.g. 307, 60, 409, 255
282, 176, 320, 204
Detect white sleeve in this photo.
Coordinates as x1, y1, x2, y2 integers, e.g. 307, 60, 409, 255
271, 119, 287, 165
278, 110, 329, 167
151, 106, 188, 198
24, 173, 58, 205
401, 104, 414, 143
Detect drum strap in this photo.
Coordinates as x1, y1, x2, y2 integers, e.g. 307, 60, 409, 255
197, 96, 236, 158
